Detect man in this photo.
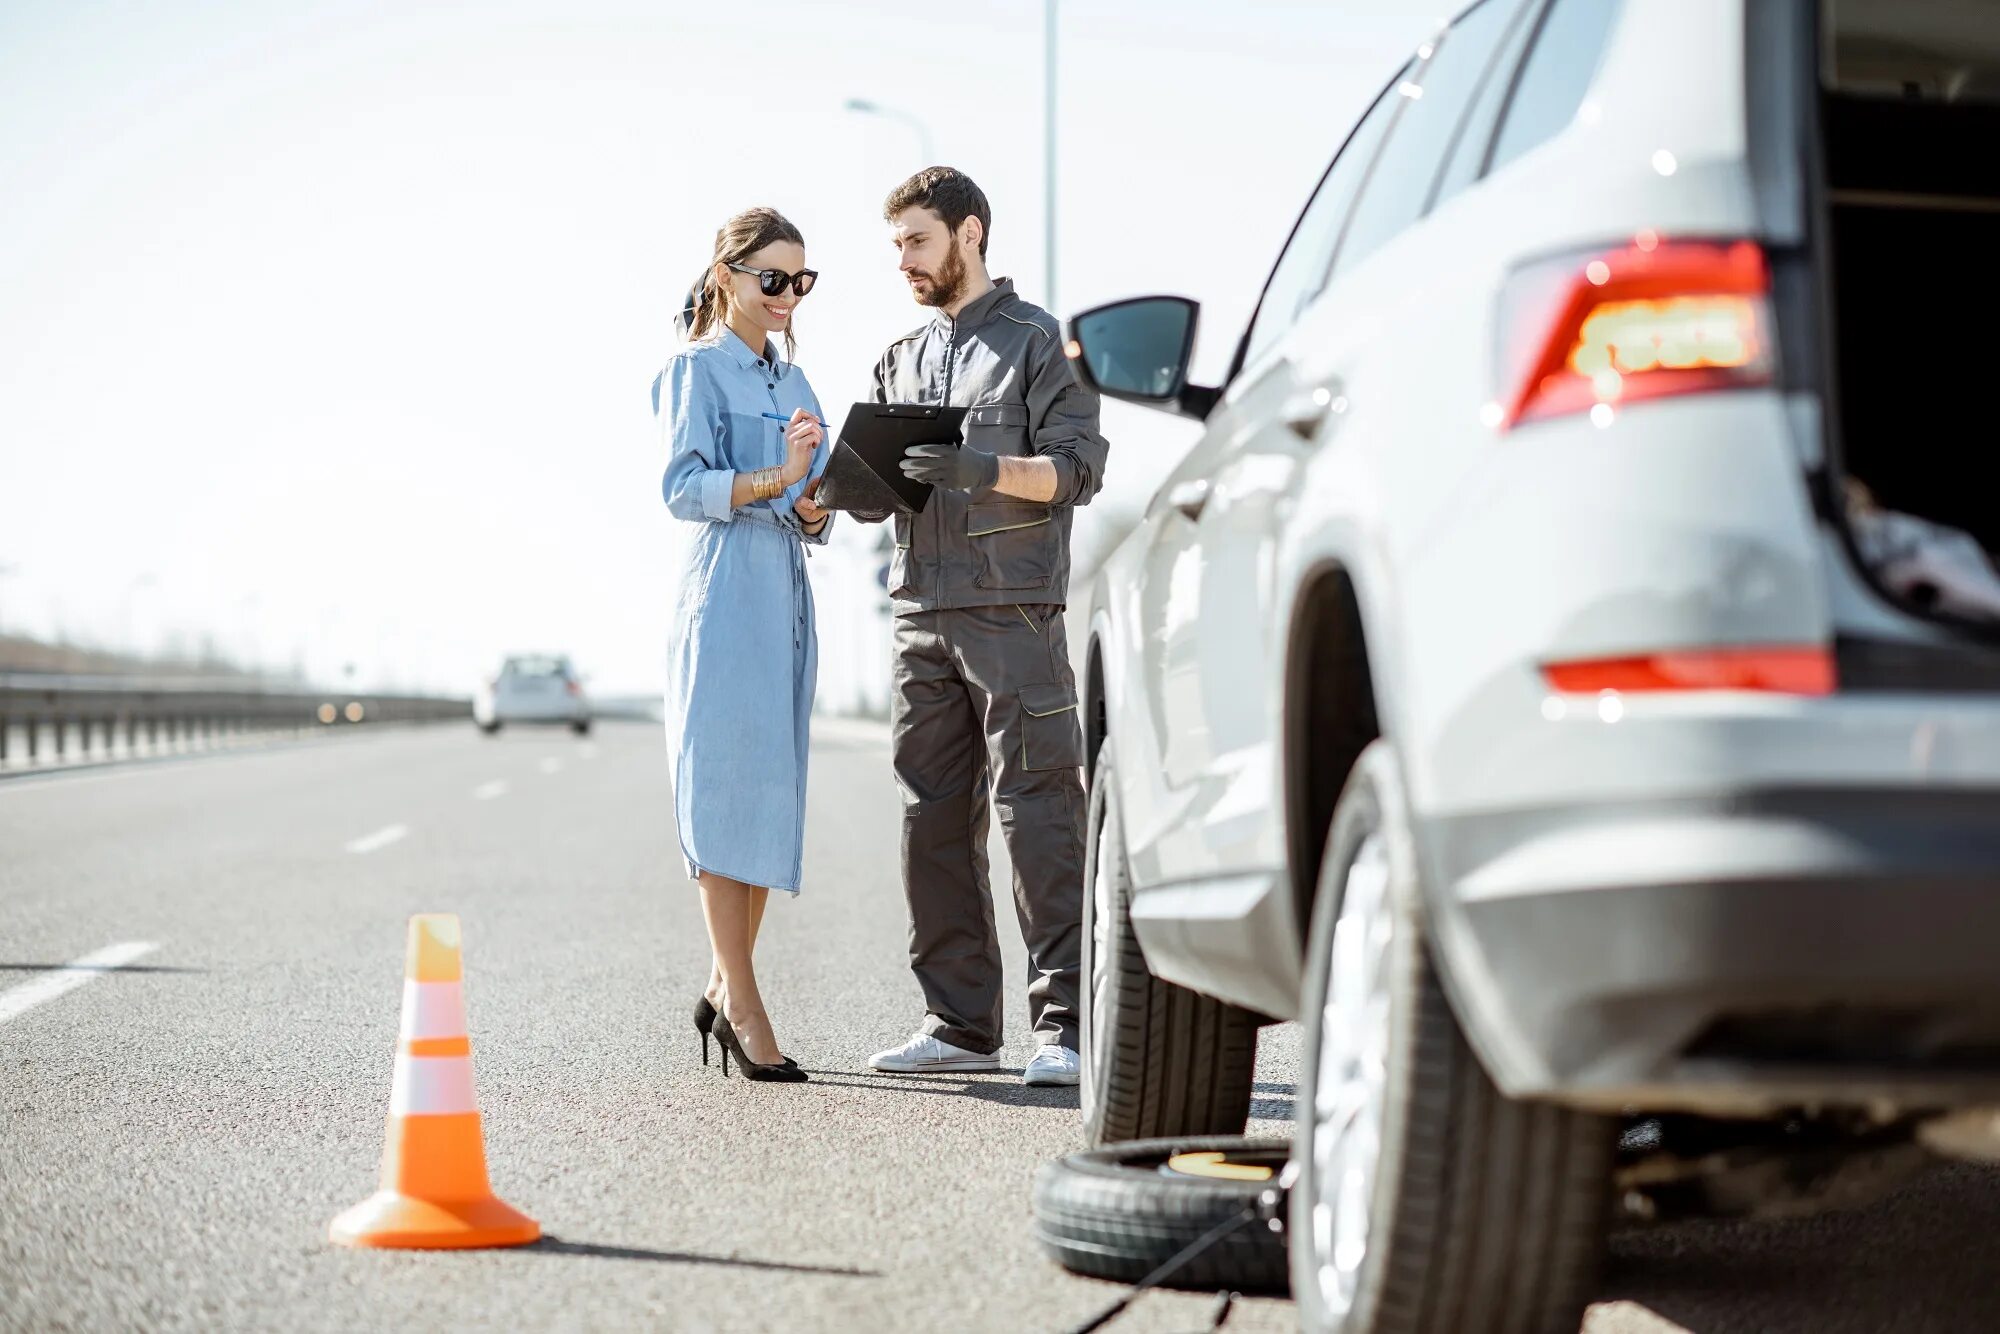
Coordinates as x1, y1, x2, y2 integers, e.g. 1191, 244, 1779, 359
857, 167, 1107, 1087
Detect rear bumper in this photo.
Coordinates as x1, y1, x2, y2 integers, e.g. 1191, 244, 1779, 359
1426, 787, 2000, 1113
491, 699, 588, 723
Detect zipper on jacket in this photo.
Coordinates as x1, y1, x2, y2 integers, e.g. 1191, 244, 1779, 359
932, 319, 957, 606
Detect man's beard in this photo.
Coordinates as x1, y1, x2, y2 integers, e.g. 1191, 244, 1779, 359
911, 237, 968, 309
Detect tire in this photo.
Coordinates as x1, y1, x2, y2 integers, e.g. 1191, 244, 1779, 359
1081, 742, 1258, 1147
571, 720, 591, 736
1032, 1137, 1290, 1293
1291, 742, 1615, 1334
478, 722, 501, 736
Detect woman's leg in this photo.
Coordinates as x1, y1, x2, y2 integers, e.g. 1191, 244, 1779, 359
698, 871, 784, 1065
704, 884, 771, 1008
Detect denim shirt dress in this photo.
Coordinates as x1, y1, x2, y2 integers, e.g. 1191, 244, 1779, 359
659, 328, 831, 893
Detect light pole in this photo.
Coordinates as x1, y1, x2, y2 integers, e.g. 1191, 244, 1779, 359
1044, 0, 1059, 315
843, 97, 936, 168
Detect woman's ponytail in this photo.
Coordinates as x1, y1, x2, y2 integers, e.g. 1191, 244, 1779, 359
678, 267, 722, 345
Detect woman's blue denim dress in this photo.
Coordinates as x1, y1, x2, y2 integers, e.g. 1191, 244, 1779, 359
659, 328, 831, 893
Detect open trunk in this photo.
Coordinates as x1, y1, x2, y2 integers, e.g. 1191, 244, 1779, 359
1819, 0, 2000, 630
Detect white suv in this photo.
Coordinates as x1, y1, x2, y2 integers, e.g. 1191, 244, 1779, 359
1067, 1, 2000, 1330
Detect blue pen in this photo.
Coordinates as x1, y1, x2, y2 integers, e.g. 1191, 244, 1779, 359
761, 412, 827, 426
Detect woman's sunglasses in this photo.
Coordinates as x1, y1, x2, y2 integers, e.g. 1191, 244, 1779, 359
727, 262, 818, 298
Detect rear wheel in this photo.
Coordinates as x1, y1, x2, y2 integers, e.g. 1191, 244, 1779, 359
571, 720, 591, 736
1081, 742, 1258, 1146
478, 721, 501, 736
1291, 742, 1614, 1334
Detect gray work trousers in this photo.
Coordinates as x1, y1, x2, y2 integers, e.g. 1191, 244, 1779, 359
892, 603, 1086, 1054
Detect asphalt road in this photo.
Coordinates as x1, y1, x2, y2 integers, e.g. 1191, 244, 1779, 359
2, 721, 1996, 1334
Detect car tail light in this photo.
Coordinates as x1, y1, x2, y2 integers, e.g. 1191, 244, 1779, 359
565, 679, 581, 696
1543, 646, 1835, 695
1498, 238, 1773, 428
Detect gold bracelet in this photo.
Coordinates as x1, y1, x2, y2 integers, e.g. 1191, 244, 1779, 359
750, 467, 781, 501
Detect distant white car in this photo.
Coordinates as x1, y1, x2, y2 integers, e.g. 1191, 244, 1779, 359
475, 655, 590, 735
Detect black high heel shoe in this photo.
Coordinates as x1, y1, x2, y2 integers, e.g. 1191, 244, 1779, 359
694, 995, 797, 1068
693, 995, 717, 1065
710, 1014, 809, 1083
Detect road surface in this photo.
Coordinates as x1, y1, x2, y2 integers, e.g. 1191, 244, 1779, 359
1, 722, 1994, 1332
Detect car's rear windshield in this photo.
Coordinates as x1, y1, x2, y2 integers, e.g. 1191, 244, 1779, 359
1826, 0, 2000, 104
503, 656, 569, 677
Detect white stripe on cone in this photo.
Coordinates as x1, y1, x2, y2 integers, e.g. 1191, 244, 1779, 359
389, 1055, 479, 1116
398, 980, 467, 1042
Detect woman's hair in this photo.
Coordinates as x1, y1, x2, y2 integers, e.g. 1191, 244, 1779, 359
683, 207, 805, 359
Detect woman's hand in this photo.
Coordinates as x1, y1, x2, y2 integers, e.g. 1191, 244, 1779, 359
793, 477, 828, 529
780, 408, 823, 486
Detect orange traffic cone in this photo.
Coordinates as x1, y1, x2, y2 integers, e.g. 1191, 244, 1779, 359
329, 914, 539, 1249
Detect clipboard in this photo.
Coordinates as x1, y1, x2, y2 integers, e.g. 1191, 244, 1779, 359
816, 402, 969, 514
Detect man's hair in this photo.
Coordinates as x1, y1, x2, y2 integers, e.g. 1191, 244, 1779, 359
884, 167, 991, 259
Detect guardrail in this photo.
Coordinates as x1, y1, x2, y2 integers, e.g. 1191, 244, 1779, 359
0, 674, 470, 773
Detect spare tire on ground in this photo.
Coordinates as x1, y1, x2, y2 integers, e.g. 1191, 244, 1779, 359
1031, 1137, 1290, 1295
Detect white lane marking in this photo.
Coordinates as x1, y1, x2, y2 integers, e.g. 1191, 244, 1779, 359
539, 757, 563, 775
472, 780, 508, 800
578, 744, 599, 760
345, 823, 409, 854
0, 941, 160, 1027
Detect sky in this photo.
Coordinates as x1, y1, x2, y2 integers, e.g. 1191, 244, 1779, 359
0, 0, 1437, 694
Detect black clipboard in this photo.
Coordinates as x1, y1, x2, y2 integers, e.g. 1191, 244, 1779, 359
816, 402, 968, 514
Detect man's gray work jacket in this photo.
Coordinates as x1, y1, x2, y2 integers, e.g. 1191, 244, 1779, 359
864, 278, 1108, 615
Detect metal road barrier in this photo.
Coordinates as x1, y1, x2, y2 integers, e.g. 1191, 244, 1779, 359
0, 673, 470, 773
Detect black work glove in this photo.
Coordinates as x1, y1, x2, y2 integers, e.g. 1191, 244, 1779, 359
900, 442, 999, 492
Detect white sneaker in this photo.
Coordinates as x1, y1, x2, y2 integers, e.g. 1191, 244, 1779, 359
1023, 1044, 1081, 1086
867, 1032, 1001, 1073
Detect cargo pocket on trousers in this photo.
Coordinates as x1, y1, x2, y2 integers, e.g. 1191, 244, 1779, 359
969, 502, 1055, 590
1019, 682, 1083, 771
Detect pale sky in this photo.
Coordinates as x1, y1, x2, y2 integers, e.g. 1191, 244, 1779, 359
0, 0, 1435, 693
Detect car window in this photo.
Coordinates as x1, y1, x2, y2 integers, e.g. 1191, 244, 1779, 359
1239, 64, 1409, 371
1429, 0, 1541, 207
1486, 0, 1626, 175
1327, 0, 1518, 281
504, 656, 567, 678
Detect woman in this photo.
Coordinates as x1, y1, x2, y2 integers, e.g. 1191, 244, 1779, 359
661, 207, 830, 1083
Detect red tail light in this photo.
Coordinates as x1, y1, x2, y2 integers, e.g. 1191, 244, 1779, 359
565, 679, 581, 696
1543, 647, 1835, 695
1498, 237, 1773, 428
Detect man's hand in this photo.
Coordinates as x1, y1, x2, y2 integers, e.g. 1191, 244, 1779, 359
900, 442, 999, 492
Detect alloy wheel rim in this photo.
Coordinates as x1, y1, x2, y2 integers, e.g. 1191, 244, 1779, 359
1312, 831, 1394, 1319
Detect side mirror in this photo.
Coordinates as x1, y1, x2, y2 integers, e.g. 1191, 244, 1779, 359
1064, 296, 1219, 420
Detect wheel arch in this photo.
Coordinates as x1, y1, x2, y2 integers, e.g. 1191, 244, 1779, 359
1282, 560, 1384, 939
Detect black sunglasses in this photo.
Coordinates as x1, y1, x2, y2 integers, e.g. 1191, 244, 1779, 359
727, 262, 818, 298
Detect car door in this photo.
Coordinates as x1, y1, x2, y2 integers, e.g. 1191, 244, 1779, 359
1120, 62, 1410, 890
1133, 0, 1533, 887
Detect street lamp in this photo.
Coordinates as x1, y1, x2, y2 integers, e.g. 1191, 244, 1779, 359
843, 97, 936, 167
1044, 0, 1059, 315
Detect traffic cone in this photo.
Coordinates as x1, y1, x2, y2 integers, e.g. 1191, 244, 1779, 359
329, 914, 540, 1249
